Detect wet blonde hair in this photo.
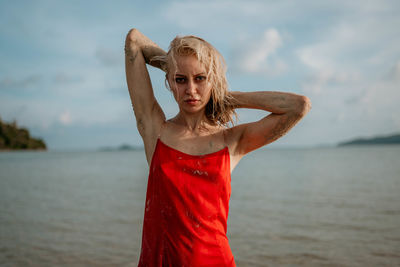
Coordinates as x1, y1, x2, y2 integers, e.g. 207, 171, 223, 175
155, 35, 237, 126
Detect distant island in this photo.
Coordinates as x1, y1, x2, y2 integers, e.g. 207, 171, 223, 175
0, 117, 47, 151
98, 143, 143, 151
338, 133, 400, 146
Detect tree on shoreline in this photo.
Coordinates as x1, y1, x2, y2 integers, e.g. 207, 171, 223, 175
0, 117, 46, 150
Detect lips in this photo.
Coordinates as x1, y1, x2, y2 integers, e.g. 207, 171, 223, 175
185, 99, 199, 105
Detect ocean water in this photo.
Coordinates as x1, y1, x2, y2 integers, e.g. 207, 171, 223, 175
0, 145, 399, 266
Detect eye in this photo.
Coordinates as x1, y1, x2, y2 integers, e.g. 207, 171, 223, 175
175, 77, 186, 84
195, 76, 206, 82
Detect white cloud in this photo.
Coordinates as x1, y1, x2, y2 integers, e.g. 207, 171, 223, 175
297, 2, 400, 93
59, 110, 72, 125
296, 26, 364, 95
290, 1, 400, 142
300, 69, 361, 95
233, 29, 286, 76
296, 1, 400, 127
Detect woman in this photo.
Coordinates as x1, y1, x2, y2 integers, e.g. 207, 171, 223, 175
125, 28, 311, 266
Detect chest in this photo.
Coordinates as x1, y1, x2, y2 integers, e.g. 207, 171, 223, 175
160, 135, 226, 156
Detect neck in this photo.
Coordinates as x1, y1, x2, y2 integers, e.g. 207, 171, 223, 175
173, 111, 211, 133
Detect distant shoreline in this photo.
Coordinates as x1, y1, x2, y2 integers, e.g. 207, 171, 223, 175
98, 144, 144, 152
338, 133, 400, 146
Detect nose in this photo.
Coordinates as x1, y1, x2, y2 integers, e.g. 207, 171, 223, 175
185, 79, 196, 95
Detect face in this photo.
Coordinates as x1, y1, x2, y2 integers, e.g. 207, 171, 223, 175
168, 55, 212, 114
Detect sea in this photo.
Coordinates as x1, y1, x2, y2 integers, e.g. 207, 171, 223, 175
0, 145, 399, 266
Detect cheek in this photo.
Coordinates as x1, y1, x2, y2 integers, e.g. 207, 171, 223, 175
202, 83, 213, 98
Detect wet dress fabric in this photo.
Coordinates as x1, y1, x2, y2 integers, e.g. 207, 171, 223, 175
138, 138, 236, 267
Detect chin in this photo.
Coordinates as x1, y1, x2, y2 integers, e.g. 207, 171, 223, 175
183, 107, 202, 113
180, 104, 204, 113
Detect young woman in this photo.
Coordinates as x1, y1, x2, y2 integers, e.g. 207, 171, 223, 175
125, 28, 311, 266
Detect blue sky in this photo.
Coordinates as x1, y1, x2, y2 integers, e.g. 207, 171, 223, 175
1, 0, 399, 150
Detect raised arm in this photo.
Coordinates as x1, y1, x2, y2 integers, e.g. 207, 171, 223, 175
227, 91, 311, 164
124, 28, 166, 163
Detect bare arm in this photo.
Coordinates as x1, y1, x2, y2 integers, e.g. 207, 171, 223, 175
227, 91, 311, 159
124, 28, 166, 163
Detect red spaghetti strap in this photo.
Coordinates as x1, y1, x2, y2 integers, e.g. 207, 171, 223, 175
138, 139, 236, 266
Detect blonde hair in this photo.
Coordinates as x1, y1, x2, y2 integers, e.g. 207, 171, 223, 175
155, 35, 237, 126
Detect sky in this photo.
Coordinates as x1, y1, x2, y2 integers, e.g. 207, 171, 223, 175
1, 0, 399, 150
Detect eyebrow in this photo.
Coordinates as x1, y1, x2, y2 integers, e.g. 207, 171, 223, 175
174, 72, 206, 76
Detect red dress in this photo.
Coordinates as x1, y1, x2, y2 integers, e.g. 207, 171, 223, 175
138, 138, 236, 266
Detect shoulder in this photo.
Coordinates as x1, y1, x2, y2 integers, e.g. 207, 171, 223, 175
223, 123, 245, 149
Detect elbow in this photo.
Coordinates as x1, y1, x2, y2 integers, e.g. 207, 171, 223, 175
295, 95, 312, 116
125, 28, 141, 48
